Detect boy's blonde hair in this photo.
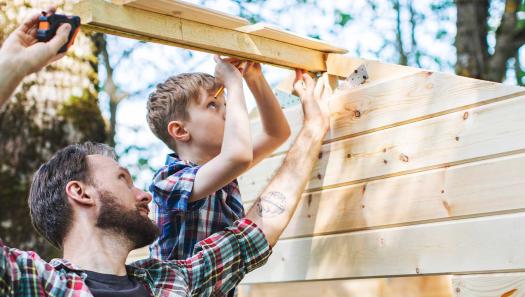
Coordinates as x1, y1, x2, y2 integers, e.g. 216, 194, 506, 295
147, 73, 217, 150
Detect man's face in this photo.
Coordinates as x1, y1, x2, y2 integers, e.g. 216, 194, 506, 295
184, 88, 226, 156
86, 155, 159, 249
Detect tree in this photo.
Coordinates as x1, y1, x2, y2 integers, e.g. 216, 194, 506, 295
0, 0, 106, 259
455, 0, 525, 82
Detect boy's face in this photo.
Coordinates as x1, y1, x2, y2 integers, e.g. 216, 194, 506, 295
184, 87, 227, 156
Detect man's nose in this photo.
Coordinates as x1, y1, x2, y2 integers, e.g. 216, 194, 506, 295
135, 187, 152, 204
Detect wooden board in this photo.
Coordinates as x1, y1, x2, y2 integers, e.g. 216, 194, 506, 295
242, 152, 525, 239
242, 213, 525, 283
452, 273, 525, 297
236, 23, 348, 53
240, 276, 453, 297
253, 71, 525, 157
73, 0, 326, 71
327, 53, 422, 78
240, 95, 525, 201
115, 0, 250, 29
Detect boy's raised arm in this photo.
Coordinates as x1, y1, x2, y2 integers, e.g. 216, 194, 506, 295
224, 59, 292, 167
189, 55, 253, 202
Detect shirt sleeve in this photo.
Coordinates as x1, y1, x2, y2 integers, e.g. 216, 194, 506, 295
177, 219, 272, 296
0, 240, 25, 295
150, 161, 200, 213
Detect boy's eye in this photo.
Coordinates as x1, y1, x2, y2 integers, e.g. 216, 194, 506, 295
207, 102, 217, 109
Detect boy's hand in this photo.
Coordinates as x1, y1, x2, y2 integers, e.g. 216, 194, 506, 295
213, 55, 243, 88
223, 57, 262, 82
0, 6, 72, 77
293, 69, 330, 135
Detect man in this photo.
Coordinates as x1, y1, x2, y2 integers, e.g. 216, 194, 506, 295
0, 12, 332, 296
0, 7, 72, 108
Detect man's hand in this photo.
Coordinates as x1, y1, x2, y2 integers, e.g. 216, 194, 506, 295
293, 70, 330, 135
213, 55, 243, 88
0, 7, 72, 77
0, 6, 72, 108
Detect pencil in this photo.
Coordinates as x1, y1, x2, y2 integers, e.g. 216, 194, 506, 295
214, 86, 224, 98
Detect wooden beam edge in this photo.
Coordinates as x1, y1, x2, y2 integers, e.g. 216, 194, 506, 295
74, 0, 327, 71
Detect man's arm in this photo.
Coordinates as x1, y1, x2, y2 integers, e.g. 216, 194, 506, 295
0, 7, 71, 108
245, 71, 330, 246
189, 55, 253, 202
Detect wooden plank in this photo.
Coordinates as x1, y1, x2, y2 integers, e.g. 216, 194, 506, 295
253, 71, 525, 157
116, 0, 250, 29
327, 53, 422, 79
242, 152, 525, 239
240, 95, 525, 201
240, 276, 453, 297
242, 213, 525, 283
452, 273, 525, 297
73, 0, 326, 71
236, 23, 348, 53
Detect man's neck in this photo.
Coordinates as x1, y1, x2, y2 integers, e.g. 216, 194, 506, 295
62, 223, 131, 276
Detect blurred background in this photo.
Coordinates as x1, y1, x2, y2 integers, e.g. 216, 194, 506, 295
0, 0, 524, 261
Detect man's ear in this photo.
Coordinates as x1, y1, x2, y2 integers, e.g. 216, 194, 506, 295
167, 120, 190, 142
65, 180, 96, 207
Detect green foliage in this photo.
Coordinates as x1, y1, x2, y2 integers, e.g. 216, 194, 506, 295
335, 9, 352, 27
0, 85, 106, 260
59, 90, 107, 143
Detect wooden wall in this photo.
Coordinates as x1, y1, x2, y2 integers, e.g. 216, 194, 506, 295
238, 61, 525, 296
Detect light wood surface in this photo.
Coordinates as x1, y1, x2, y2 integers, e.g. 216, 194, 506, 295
242, 213, 525, 283
452, 273, 525, 297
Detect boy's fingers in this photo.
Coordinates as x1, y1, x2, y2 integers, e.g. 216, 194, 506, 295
302, 73, 315, 90
47, 23, 71, 54
223, 57, 241, 64
314, 77, 325, 100
213, 54, 221, 63
293, 69, 305, 84
293, 77, 306, 99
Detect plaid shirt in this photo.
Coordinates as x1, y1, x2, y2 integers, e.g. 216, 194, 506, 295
0, 219, 270, 297
149, 154, 245, 260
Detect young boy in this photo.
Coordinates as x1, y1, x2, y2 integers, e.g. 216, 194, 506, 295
146, 55, 291, 262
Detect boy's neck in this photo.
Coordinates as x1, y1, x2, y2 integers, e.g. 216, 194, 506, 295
176, 145, 215, 166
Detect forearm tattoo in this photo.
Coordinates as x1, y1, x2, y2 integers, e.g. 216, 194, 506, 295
256, 191, 287, 218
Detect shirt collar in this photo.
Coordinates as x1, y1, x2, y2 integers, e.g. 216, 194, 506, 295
49, 258, 151, 281
166, 153, 198, 166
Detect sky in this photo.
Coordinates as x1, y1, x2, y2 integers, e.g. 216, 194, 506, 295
95, 0, 517, 188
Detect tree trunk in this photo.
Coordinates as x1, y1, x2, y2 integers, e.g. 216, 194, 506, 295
0, 1, 106, 259
455, 0, 490, 79
456, 0, 525, 82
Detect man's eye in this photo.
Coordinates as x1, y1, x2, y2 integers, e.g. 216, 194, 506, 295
207, 102, 217, 109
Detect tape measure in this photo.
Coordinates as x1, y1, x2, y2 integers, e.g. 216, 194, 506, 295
37, 12, 81, 54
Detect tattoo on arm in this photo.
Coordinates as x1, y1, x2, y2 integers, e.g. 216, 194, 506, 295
256, 191, 286, 218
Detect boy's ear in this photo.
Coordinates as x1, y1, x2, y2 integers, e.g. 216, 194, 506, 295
65, 180, 96, 207
167, 120, 190, 142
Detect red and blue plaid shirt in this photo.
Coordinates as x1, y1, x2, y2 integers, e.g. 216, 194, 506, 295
0, 219, 270, 297
149, 154, 245, 260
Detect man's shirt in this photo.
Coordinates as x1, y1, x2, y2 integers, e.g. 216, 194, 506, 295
149, 153, 245, 260
0, 219, 271, 297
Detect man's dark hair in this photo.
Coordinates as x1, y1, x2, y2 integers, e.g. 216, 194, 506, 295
28, 142, 116, 248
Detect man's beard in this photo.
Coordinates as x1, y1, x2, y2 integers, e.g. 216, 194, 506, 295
95, 190, 160, 250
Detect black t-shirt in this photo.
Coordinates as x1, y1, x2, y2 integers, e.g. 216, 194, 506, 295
84, 270, 150, 297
